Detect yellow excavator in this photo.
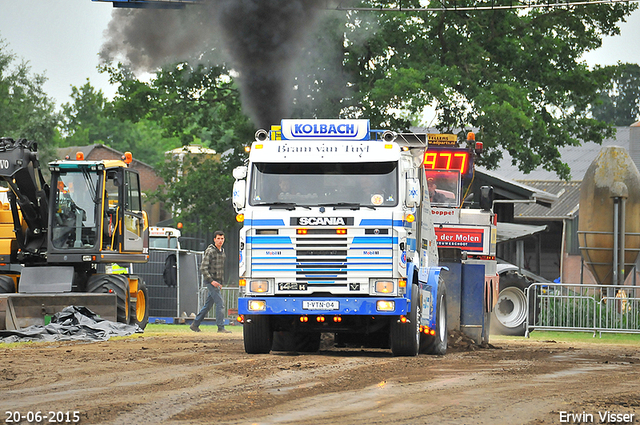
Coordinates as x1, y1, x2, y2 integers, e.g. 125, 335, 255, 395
0, 138, 150, 330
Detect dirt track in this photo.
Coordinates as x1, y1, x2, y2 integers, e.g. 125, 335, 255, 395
1, 328, 639, 425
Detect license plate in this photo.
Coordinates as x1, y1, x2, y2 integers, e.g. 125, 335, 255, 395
302, 300, 339, 310
278, 282, 307, 291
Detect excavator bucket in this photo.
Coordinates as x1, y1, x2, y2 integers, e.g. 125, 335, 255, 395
0, 293, 117, 330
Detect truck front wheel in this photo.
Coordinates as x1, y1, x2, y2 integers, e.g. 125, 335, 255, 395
243, 315, 272, 354
390, 286, 421, 356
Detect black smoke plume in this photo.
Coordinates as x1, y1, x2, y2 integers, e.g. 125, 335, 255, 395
100, 0, 325, 128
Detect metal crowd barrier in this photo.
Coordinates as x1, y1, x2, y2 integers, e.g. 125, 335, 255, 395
132, 247, 240, 324
199, 287, 240, 322
526, 283, 640, 337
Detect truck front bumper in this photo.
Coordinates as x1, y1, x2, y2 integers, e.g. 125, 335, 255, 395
238, 296, 409, 316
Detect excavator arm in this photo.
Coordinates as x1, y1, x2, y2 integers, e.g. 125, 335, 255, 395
0, 138, 50, 262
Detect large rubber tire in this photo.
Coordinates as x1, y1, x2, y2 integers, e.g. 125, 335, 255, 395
86, 274, 129, 324
0, 275, 15, 293
390, 284, 421, 356
491, 271, 531, 336
421, 280, 448, 355
130, 279, 149, 330
243, 315, 272, 354
272, 331, 321, 352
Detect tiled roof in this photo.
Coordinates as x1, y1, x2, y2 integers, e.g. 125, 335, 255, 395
513, 180, 581, 220
497, 222, 548, 243
475, 168, 558, 206
478, 126, 631, 181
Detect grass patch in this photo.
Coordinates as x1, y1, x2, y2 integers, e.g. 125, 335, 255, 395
142, 323, 241, 337
492, 331, 640, 345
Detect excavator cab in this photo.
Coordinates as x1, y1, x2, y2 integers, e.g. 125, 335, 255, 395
47, 160, 149, 264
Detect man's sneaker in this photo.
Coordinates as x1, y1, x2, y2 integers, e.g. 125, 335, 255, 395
218, 328, 232, 334
190, 323, 201, 332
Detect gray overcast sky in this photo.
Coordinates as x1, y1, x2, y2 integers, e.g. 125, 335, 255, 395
0, 0, 639, 109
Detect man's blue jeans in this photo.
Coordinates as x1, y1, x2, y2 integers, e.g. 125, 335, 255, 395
194, 283, 225, 328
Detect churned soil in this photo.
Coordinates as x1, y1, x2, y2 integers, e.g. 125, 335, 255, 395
1, 328, 639, 425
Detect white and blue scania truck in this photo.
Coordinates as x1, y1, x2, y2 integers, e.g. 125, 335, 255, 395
232, 119, 495, 356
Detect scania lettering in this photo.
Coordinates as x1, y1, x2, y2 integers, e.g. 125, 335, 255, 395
298, 217, 346, 226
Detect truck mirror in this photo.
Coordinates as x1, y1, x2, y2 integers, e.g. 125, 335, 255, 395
233, 166, 248, 180
480, 186, 494, 211
405, 178, 421, 208
233, 179, 246, 210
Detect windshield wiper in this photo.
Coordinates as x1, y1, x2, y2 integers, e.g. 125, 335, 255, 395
258, 202, 310, 211
318, 202, 373, 210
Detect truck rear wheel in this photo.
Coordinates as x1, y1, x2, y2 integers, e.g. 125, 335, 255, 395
421, 281, 448, 355
390, 285, 421, 356
87, 274, 128, 324
243, 315, 272, 354
130, 279, 149, 330
0, 275, 15, 293
491, 271, 531, 336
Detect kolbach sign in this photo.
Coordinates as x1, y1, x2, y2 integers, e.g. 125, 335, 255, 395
281, 119, 370, 140
435, 227, 485, 252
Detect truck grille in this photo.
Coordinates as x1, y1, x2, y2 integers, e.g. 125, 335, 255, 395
249, 228, 394, 292
296, 236, 348, 287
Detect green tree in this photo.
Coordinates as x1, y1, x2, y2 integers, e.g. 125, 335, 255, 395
103, 61, 253, 232
592, 63, 640, 126
152, 154, 237, 233
106, 62, 254, 153
61, 80, 180, 166
293, 1, 637, 179
0, 39, 59, 161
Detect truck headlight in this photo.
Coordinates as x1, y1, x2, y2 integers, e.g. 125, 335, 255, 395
250, 280, 269, 293
248, 300, 266, 311
377, 300, 395, 312
375, 280, 395, 294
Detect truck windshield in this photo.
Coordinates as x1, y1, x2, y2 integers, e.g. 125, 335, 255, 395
51, 170, 100, 249
249, 162, 398, 207
150, 237, 179, 249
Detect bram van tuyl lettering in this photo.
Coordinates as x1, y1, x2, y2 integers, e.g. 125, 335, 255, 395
277, 143, 369, 155
559, 411, 636, 423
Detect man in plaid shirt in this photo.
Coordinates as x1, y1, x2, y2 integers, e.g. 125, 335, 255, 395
191, 230, 231, 333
